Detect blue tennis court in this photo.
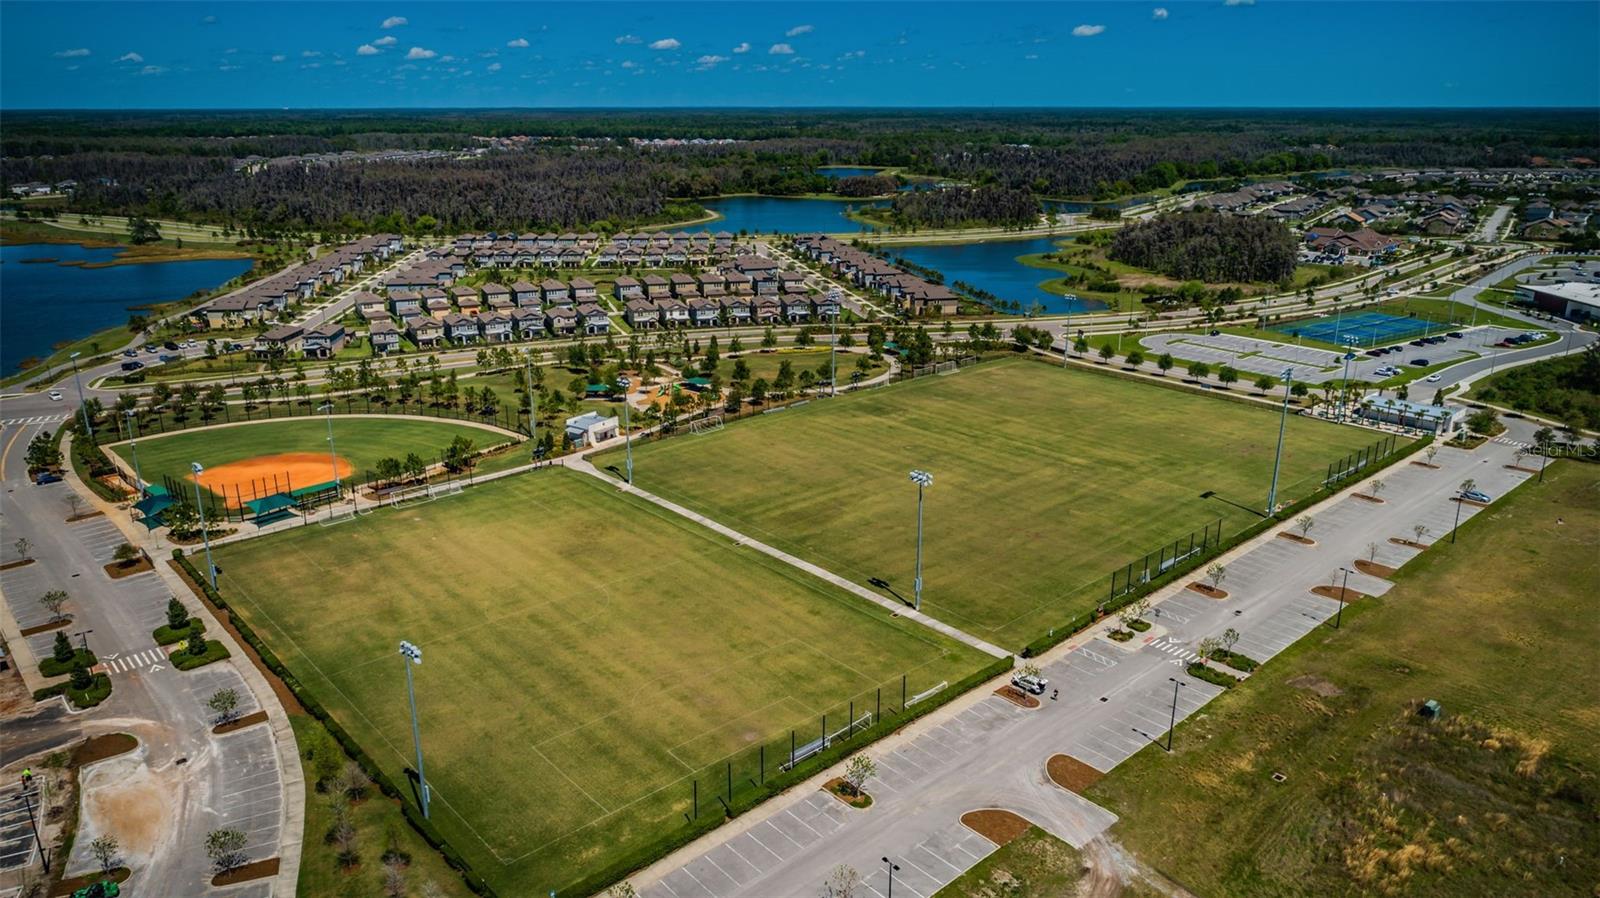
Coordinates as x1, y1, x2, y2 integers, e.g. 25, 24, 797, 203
1270, 311, 1451, 347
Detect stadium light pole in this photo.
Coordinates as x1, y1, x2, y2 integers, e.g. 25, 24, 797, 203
398, 640, 431, 819
1164, 677, 1186, 752
1339, 338, 1359, 423
190, 462, 217, 590
620, 377, 634, 485
1335, 567, 1352, 628
829, 289, 841, 397
126, 416, 145, 498
68, 351, 95, 442
523, 350, 538, 448
1266, 366, 1295, 516
909, 469, 932, 612
882, 857, 901, 898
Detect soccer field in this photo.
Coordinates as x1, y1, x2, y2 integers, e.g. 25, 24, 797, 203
211, 470, 990, 894
607, 357, 1392, 650
106, 417, 511, 500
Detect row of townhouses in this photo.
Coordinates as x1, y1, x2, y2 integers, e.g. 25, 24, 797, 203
194, 234, 405, 328
791, 235, 960, 316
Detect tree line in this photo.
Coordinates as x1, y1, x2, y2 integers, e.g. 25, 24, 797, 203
1109, 211, 1299, 284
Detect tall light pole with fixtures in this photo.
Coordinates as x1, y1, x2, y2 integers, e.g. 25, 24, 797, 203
620, 376, 634, 484
523, 350, 538, 448
908, 469, 932, 611
1266, 366, 1294, 515
68, 351, 94, 442
15, 790, 50, 874
318, 402, 341, 491
882, 857, 901, 898
1165, 676, 1187, 752
127, 412, 145, 498
190, 462, 217, 589
398, 640, 431, 819
1335, 566, 1352, 628
829, 289, 840, 397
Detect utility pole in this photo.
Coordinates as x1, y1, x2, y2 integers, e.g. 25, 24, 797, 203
399, 640, 430, 819
190, 462, 217, 589
1266, 366, 1294, 515
523, 350, 538, 447
909, 470, 932, 611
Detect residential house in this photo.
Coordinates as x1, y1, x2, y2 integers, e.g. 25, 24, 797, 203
546, 307, 579, 337
721, 296, 753, 325
571, 278, 597, 302
480, 312, 514, 343
389, 290, 423, 318
511, 280, 540, 308
542, 278, 572, 306
614, 276, 643, 301
407, 316, 444, 348
301, 323, 347, 359
444, 313, 481, 344
644, 275, 671, 299
689, 296, 722, 327
483, 283, 514, 310
254, 324, 305, 359
575, 303, 611, 335
369, 319, 402, 355
657, 297, 691, 327
625, 299, 660, 329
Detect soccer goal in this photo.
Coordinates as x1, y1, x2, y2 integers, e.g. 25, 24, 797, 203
430, 480, 465, 499
318, 503, 361, 527
389, 484, 435, 508
690, 415, 725, 435
934, 360, 960, 376
905, 681, 948, 708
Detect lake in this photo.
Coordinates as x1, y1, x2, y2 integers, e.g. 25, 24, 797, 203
886, 237, 1107, 315
1, 243, 254, 373
701, 196, 882, 235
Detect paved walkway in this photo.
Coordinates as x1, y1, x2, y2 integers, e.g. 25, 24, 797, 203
624, 432, 1535, 898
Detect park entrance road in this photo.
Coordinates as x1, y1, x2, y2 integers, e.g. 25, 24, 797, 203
626, 434, 1536, 898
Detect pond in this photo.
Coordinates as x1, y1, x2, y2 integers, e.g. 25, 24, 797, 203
1, 243, 254, 373
887, 237, 1107, 315
700, 196, 884, 235
817, 166, 885, 179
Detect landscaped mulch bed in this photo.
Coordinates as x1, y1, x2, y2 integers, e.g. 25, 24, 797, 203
0, 558, 35, 571
1046, 754, 1103, 794
993, 685, 1041, 709
1276, 532, 1315, 545
1187, 582, 1228, 600
214, 710, 269, 735
1311, 585, 1366, 603
822, 777, 872, 809
960, 808, 1032, 846
1389, 537, 1429, 550
212, 858, 279, 887
1409, 461, 1441, 469
1354, 559, 1397, 578
49, 866, 131, 897
20, 617, 70, 637
65, 511, 106, 523
1353, 493, 1386, 504
71, 732, 138, 767
103, 557, 154, 579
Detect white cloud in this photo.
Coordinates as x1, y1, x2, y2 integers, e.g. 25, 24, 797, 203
786, 24, 813, 37
357, 44, 380, 56
373, 35, 397, 47
615, 34, 642, 45
302, 49, 321, 57
620, 60, 638, 69
406, 47, 437, 60
270, 54, 287, 63
381, 15, 408, 28
54, 48, 91, 58
139, 65, 165, 75
487, 62, 502, 72
507, 37, 529, 48
301, 62, 321, 69
732, 42, 751, 54
1152, 7, 1169, 19
768, 43, 794, 55
219, 64, 241, 71
118, 52, 144, 63
1071, 24, 1106, 37
695, 54, 728, 68
840, 49, 865, 59
649, 38, 680, 50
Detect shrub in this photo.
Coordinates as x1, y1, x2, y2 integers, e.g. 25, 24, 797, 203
1185, 662, 1240, 688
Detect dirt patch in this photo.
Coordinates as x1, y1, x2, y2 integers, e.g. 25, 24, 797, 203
214, 709, 269, 735
1277, 532, 1316, 545
1409, 461, 1441, 469
1187, 582, 1229, 600
822, 777, 873, 809
83, 774, 167, 862
1046, 754, 1104, 794
994, 685, 1041, 709
961, 808, 1033, 846
213, 857, 280, 887
0, 558, 35, 571
1287, 674, 1344, 698
1355, 559, 1397, 578
65, 510, 106, 522
103, 556, 154, 579
1311, 585, 1365, 603
72, 733, 138, 767
49, 867, 131, 897
21, 617, 71, 637
1389, 538, 1429, 550
169, 559, 305, 715
193, 451, 353, 508
1353, 493, 1386, 504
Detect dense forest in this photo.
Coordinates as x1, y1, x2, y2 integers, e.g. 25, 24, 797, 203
882, 186, 1039, 229
1472, 345, 1600, 430
1109, 211, 1299, 283
3, 109, 1596, 233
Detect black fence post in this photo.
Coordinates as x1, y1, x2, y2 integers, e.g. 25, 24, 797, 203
849, 701, 854, 737
692, 779, 698, 819
876, 687, 881, 723
760, 745, 765, 783
901, 675, 907, 711
790, 730, 795, 769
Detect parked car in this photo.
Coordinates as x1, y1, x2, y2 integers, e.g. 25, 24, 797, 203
1461, 488, 1492, 503
1447, 332, 1464, 339
47, 390, 62, 401
1011, 672, 1048, 695
119, 360, 144, 372
122, 349, 138, 358
34, 471, 62, 485
158, 354, 179, 363
162, 340, 180, 350
1411, 358, 1430, 367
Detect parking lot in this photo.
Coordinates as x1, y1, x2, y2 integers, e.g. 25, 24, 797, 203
0, 784, 41, 872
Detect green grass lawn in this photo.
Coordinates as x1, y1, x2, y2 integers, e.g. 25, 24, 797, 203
934, 826, 1082, 898
1086, 461, 1600, 898
602, 357, 1382, 650
715, 347, 888, 384
107, 417, 508, 498
211, 470, 990, 895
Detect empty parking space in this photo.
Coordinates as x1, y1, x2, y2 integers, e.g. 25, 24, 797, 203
1063, 675, 1227, 772
214, 724, 281, 858
860, 820, 997, 898
0, 785, 40, 871
1229, 594, 1340, 663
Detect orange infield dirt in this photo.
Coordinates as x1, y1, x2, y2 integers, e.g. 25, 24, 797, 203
193, 452, 354, 508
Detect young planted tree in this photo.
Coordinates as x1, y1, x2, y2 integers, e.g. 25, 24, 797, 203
112, 542, 141, 568
1368, 477, 1386, 498
383, 857, 409, 898
843, 754, 877, 797
1220, 627, 1240, 654
1098, 342, 1115, 363
1187, 361, 1211, 380
39, 589, 69, 623
1295, 515, 1315, 538
1156, 352, 1174, 376
89, 834, 121, 875
1216, 365, 1239, 389
53, 630, 76, 665
1126, 348, 1145, 368
822, 864, 861, 898
1073, 335, 1089, 355
206, 688, 240, 726
1425, 444, 1440, 465
1205, 563, 1227, 591
607, 882, 639, 898
13, 537, 32, 561
1197, 635, 1221, 662
1367, 541, 1381, 562
1412, 523, 1429, 544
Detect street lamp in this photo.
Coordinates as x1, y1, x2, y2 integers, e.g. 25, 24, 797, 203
73, 629, 94, 655
1451, 479, 1474, 544
317, 402, 341, 490
619, 376, 634, 484
1334, 567, 1352, 628
68, 351, 94, 442
1266, 366, 1294, 515
1339, 338, 1360, 423
190, 462, 217, 590
14, 789, 50, 874
126, 412, 145, 498
523, 350, 538, 448
829, 289, 841, 397
882, 857, 901, 898
908, 469, 932, 611
398, 639, 431, 819
1164, 677, 1187, 752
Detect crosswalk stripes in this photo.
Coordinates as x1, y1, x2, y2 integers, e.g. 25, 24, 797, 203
100, 647, 170, 674
1, 414, 69, 427
1492, 436, 1534, 449
1147, 636, 1201, 663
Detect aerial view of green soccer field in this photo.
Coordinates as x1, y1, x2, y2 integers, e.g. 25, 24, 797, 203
106, 417, 513, 502
210, 470, 989, 894
608, 357, 1396, 650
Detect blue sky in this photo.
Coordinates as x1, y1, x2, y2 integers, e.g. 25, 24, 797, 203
3, 1, 1597, 109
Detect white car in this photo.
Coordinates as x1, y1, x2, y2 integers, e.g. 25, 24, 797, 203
48, 390, 63, 401
1424, 373, 1442, 383
1011, 672, 1048, 695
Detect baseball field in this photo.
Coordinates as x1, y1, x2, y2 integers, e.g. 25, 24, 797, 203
106, 416, 515, 503
604, 356, 1393, 650
210, 470, 990, 894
